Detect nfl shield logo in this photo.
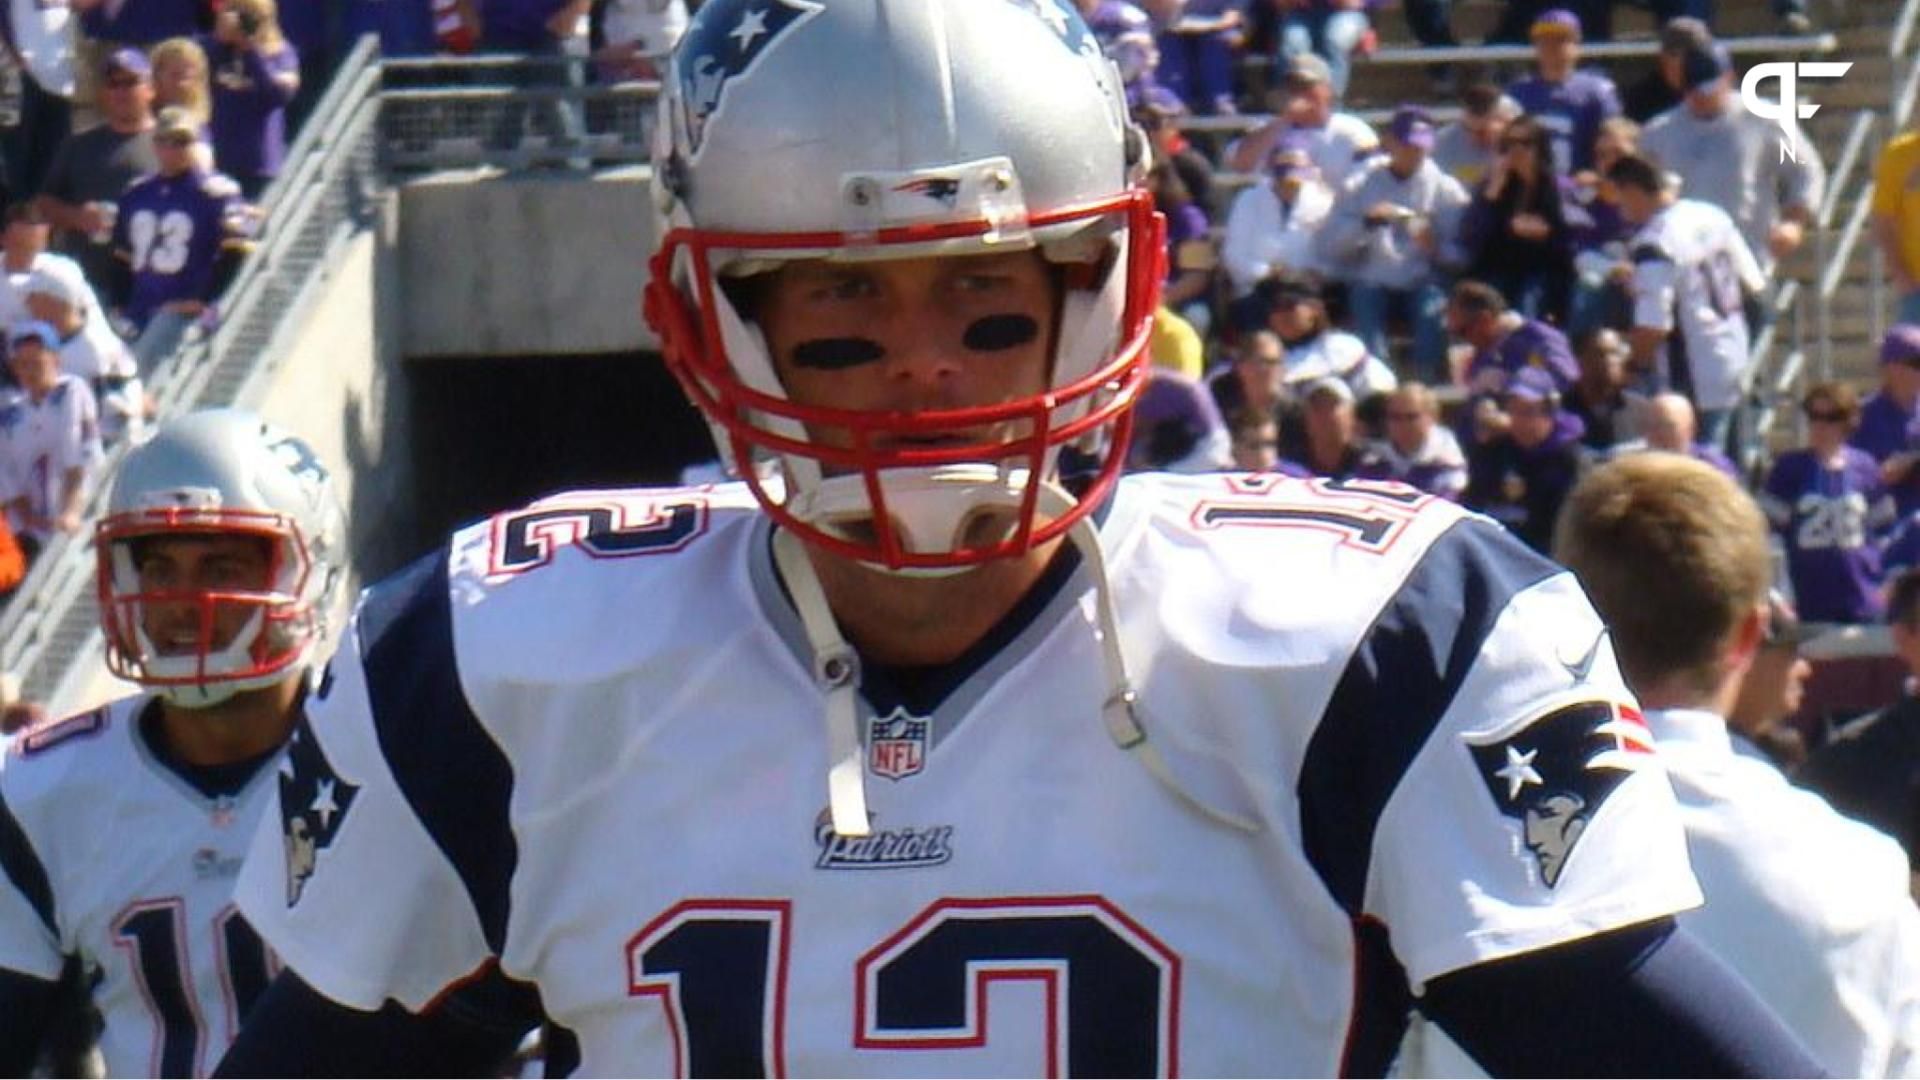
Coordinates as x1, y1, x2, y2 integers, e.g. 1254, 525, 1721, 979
868, 708, 930, 781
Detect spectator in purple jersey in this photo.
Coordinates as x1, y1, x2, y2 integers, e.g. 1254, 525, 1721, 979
1076, 0, 1153, 52
36, 49, 159, 296
1637, 392, 1739, 478
204, 0, 300, 198
1127, 368, 1234, 473
1761, 381, 1898, 625
1855, 326, 1920, 516
1465, 366, 1588, 553
72, 0, 203, 49
1565, 327, 1641, 450
1142, 0, 1245, 116
1567, 116, 1640, 337
108, 108, 251, 376
1861, 331, 1920, 524
1365, 381, 1467, 499
341, 0, 437, 58
271, 0, 327, 128
1273, 0, 1375, 100
1149, 159, 1215, 335
1504, 10, 1621, 175
1461, 115, 1584, 323
1447, 279, 1579, 401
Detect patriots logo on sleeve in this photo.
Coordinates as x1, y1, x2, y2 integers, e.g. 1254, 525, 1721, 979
675, 0, 823, 158
277, 715, 360, 906
1466, 700, 1656, 887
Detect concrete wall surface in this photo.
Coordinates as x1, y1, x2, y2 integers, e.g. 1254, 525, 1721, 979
399, 165, 659, 359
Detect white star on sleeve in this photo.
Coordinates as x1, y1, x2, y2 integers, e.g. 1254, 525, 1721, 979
729, 8, 768, 52
1495, 745, 1544, 800
309, 779, 340, 829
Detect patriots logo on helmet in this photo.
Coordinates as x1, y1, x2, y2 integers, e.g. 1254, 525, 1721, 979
1467, 700, 1656, 887
278, 714, 360, 906
675, 0, 824, 158
999, 0, 1098, 57
892, 177, 962, 207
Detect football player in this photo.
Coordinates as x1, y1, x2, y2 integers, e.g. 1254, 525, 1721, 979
0, 409, 343, 1077
221, 0, 1818, 1074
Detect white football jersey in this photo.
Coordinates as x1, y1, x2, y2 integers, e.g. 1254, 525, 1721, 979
0, 373, 102, 543
1628, 198, 1763, 412
238, 474, 1702, 1076
0, 695, 281, 1077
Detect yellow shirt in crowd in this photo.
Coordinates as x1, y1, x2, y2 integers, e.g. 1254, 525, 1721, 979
1872, 130, 1920, 284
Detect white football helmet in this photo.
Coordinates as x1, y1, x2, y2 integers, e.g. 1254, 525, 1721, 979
644, 0, 1164, 574
96, 409, 345, 708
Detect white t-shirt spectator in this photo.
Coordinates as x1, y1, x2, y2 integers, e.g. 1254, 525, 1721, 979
1628, 198, 1765, 412
0, 373, 101, 546
52, 320, 142, 445
0, 253, 96, 331
1220, 180, 1333, 298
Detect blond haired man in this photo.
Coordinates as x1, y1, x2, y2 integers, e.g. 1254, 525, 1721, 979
1556, 454, 1920, 1078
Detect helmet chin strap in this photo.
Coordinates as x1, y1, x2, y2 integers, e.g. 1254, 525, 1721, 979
772, 477, 1260, 839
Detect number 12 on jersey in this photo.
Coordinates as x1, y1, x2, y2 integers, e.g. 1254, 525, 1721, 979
626, 895, 1179, 1077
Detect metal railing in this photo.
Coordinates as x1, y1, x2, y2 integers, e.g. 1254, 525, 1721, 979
379, 55, 657, 172
1364, 31, 1838, 66
1895, 0, 1920, 129
1813, 110, 1879, 377
1737, 279, 1807, 477
0, 36, 385, 710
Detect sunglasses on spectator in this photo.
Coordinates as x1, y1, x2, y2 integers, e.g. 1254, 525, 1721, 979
1805, 409, 1850, 423
105, 76, 143, 89
156, 132, 196, 146
1386, 411, 1424, 422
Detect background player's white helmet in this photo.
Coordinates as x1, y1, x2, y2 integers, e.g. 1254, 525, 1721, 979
96, 409, 345, 708
644, 0, 1164, 573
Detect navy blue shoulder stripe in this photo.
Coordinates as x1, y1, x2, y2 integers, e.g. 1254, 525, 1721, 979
0, 792, 57, 942
357, 547, 517, 955
1298, 517, 1562, 917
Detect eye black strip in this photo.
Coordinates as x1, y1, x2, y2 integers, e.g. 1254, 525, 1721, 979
791, 338, 886, 370
962, 314, 1039, 352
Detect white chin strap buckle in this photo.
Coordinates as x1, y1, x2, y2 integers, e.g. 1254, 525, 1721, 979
787, 464, 1034, 575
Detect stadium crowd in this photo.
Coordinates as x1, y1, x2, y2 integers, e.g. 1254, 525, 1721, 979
1054, 0, 1920, 652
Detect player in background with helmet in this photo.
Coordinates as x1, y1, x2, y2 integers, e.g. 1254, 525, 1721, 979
221, 0, 1819, 1074
0, 408, 344, 1077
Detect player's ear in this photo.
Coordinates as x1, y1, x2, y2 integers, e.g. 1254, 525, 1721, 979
1724, 601, 1769, 675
